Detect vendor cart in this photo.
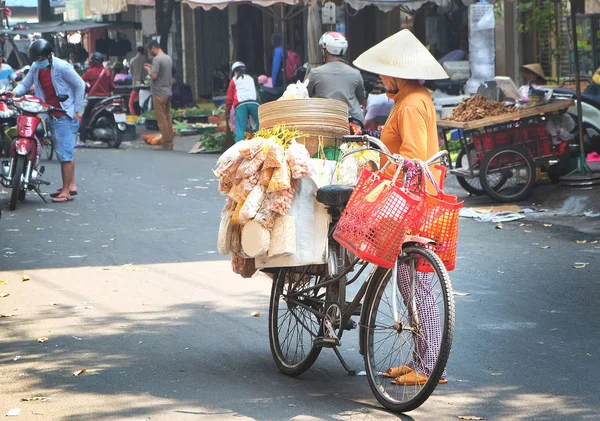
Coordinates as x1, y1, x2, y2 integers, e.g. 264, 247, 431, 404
439, 100, 574, 202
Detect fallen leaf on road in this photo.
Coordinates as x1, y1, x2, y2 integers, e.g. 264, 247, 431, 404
123, 264, 146, 272
21, 397, 50, 402
453, 292, 470, 296
1, 293, 9, 298
543, 224, 553, 227
251, 312, 261, 317
5, 408, 21, 416
458, 417, 485, 420
574, 240, 587, 244
36, 337, 48, 343
1, 313, 17, 317
541, 246, 551, 249
0, 280, 7, 285
72, 369, 87, 376
21, 274, 30, 282
573, 263, 589, 269
495, 222, 503, 229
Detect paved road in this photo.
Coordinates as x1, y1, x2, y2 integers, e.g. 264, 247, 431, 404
1, 138, 599, 420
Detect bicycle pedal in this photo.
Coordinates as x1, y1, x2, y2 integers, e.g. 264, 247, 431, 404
313, 336, 340, 348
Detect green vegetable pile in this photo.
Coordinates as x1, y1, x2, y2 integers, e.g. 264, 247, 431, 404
201, 132, 225, 151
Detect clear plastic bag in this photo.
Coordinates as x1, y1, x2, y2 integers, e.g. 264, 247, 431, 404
239, 185, 266, 224
268, 186, 295, 216
236, 150, 266, 179
218, 210, 233, 255
287, 141, 311, 179
268, 163, 292, 192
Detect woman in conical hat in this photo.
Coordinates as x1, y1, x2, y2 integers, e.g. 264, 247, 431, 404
354, 29, 448, 180
354, 30, 449, 387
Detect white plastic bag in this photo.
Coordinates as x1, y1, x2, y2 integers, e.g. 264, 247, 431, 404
310, 158, 337, 187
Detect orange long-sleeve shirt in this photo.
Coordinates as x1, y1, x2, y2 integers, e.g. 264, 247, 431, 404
381, 79, 441, 192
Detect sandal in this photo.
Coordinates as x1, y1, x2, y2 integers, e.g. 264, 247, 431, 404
50, 190, 77, 198
382, 365, 414, 378
52, 195, 73, 203
392, 371, 448, 386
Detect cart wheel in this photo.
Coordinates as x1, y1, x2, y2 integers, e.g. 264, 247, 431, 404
455, 144, 507, 196
479, 145, 535, 203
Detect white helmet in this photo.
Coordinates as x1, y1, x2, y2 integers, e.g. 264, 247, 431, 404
319, 32, 348, 56
231, 61, 245, 73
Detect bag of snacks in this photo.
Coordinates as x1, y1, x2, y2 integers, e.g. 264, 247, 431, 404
236, 150, 266, 179
217, 211, 234, 255
239, 185, 266, 224
260, 167, 275, 186
268, 163, 292, 192
268, 185, 295, 215
241, 221, 271, 257
287, 141, 311, 179
231, 199, 246, 225
264, 143, 284, 169
268, 215, 296, 257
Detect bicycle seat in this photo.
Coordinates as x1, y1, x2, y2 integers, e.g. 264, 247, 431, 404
316, 185, 354, 207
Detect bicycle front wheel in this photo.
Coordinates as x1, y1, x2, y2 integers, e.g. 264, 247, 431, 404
268, 265, 327, 377
363, 246, 454, 413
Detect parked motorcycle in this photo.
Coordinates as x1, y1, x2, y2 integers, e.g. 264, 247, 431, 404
0, 94, 58, 211
0, 66, 31, 157
80, 95, 127, 148
552, 88, 600, 155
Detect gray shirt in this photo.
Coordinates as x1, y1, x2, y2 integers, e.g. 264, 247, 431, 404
306, 61, 366, 123
150, 53, 173, 97
129, 53, 150, 85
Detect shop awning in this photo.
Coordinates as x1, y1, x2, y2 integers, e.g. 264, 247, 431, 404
344, 0, 448, 13
182, 0, 301, 11
0, 20, 141, 36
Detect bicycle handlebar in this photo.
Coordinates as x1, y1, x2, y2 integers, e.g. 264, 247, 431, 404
341, 135, 448, 168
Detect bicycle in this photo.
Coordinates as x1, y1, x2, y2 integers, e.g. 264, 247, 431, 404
267, 135, 455, 413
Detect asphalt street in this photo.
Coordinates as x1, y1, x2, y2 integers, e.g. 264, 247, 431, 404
1, 137, 599, 421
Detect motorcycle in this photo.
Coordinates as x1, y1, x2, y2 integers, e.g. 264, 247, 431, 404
0, 94, 58, 211
80, 95, 127, 148
552, 88, 600, 155
0, 66, 31, 157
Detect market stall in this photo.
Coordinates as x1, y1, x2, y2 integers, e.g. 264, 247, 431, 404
439, 96, 574, 203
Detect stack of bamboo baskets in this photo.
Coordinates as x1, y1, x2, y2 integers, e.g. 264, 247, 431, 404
258, 98, 350, 156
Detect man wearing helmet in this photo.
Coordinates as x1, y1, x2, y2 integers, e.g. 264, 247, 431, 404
79, 52, 115, 146
6, 39, 85, 203
306, 32, 365, 124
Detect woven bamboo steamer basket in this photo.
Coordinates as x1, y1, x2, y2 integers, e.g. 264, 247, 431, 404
259, 98, 350, 156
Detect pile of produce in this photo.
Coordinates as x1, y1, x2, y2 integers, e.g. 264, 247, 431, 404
447, 95, 516, 122
215, 128, 312, 277
201, 132, 226, 151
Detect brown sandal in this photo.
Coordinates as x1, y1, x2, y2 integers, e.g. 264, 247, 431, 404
382, 365, 414, 378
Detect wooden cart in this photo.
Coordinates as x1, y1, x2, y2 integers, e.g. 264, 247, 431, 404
438, 100, 574, 203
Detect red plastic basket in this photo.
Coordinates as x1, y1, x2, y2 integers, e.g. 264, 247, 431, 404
412, 166, 463, 272
333, 169, 425, 269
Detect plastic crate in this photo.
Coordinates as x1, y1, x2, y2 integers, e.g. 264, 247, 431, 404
145, 119, 159, 131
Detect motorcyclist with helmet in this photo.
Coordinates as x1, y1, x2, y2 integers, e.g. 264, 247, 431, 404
306, 32, 366, 124
5, 39, 85, 203
79, 51, 115, 146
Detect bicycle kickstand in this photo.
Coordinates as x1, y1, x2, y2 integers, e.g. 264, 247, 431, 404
333, 347, 356, 376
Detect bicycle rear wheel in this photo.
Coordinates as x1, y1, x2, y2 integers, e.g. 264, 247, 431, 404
363, 246, 454, 413
268, 265, 327, 377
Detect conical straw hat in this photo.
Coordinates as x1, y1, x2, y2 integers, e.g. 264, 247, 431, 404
353, 29, 448, 80
521, 63, 546, 80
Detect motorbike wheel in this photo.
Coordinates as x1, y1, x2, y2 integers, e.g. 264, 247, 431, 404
107, 122, 122, 149
9, 156, 25, 211
43, 136, 55, 161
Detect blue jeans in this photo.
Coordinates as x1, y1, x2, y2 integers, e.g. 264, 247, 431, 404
235, 102, 259, 142
48, 116, 79, 162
